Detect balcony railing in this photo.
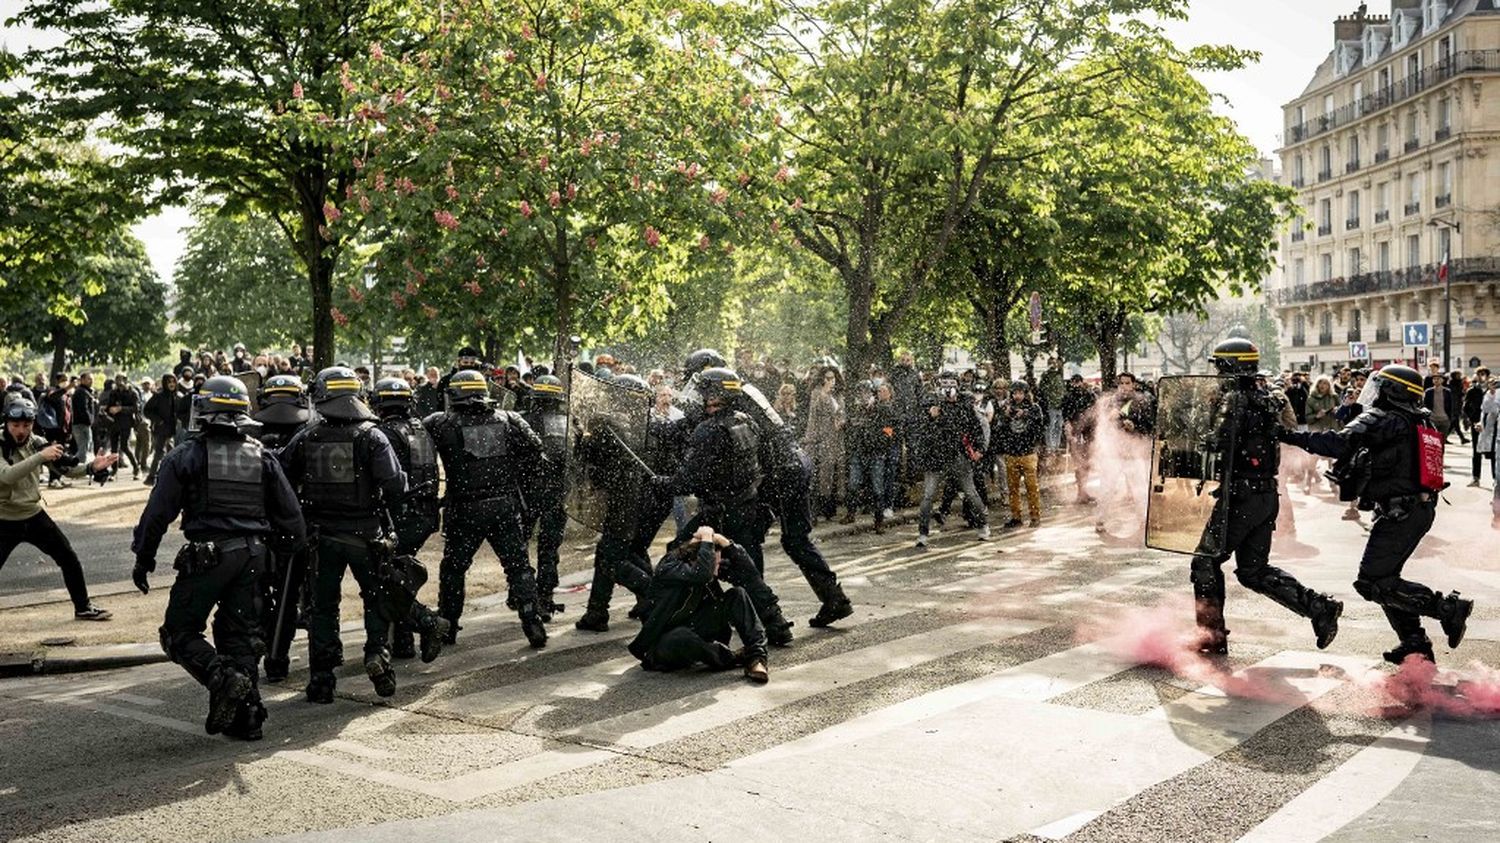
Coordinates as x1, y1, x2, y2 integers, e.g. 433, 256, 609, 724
1405, 138, 1421, 153
1436, 194, 1452, 208
1290, 177, 1306, 188
1405, 201, 1421, 216
1317, 223, 1334, 236
1377, 327, 1392, 343
1318, 169, 1333, 182
1346, 218, 1361, 230
1291, 229, 1306, 243
1286, 51, 1500, 143
1319, 331, 1334, 345
1436, 126, 1452, 142
1268, 258, 1500, 306
1375, 149, 1391, 163
1375, 209, 1391, 223
1292, 334, 1307, 348
1346, 160, 1361, 174
1348, 328, 1362, 342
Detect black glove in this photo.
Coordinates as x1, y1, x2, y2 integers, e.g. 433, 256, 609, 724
132, 562, 152, 595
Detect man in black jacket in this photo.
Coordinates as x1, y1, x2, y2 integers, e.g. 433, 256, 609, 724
628, 526, 769, 683
913, 375, 989, 547
71, 372, 98, 459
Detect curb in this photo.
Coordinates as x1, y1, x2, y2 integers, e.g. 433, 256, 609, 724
0, 643, 169, 678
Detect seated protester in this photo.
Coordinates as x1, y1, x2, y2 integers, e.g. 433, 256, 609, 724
628, 526, 770, 684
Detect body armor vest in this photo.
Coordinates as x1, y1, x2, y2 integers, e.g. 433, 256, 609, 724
190, 436, 265, 520
698, 411, 761, 505
302, 420, 377, 516
379, 416, 439, 492
1358, 408, 1424, 503
525, 409, 568, 464
438, 410, 513, 501
1232, 389, 1281, 480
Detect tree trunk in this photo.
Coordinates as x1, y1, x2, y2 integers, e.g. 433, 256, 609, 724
844, 267, 875, 385
1093, 307, 1126, 387
990, 305, 1011, 381
550, 232, 573, 380
297, 189, 336, 371
50, 321, 67, 378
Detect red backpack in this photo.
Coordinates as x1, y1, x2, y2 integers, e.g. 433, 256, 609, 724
1416, 420, 1445, 492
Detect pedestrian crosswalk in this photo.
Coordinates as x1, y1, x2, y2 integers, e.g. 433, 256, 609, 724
1, 520, 1486, 843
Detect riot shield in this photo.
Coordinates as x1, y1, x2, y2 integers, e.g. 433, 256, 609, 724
1145, 375, 1234, 556
236, 371, 263, 414
565, 367, 652, 532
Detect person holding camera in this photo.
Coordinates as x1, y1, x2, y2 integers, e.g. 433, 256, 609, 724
997, 380, 1046, 528
0, 398, 118, 620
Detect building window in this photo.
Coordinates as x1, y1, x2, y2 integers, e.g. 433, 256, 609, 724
1351, 308, 1363, 342
1323, 94, 1335, 118
1319, 145, 1332, 180
1294, 258, 1306, 285
1375, 182, 1390, 222
1376, 123, 1390, 161
1436, 161, 1452, 207
1405, 110, 1420, 150
1407, 234, 1422, 269
1320, 253, 1334, 282
1438, 227, 1452, 263
1347, 133, 1361, 170
1377, 240, 1391, 271
1347, 190, 1361, 229
1293, 156, 1305, 185
1406, 173, 1422, 215
1319, 198, 1333, 235
1378, 66, 1391, 93
1353, 81, 1365, 116
1348, 246, 1363, 275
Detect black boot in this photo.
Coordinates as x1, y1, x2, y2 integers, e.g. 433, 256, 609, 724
365, 653, 397, 698
538, 591, 564, 624
440, 616, 461, 645
520, 606, 548, 649
1435, 592, 1474, 649
206, 666, 254, 735
808, 582, 854, 629
391, 627, 417, 660
1310, 596, 1343, 650
305, 670, 336, 704
764, 607, 795, 647
263, 657, 290, 683
419, 616, 451, 664
1194, 598, 1229, 656
224, 695, 267, 741
1384, 635, 1436, 665
575, 607, 609, 632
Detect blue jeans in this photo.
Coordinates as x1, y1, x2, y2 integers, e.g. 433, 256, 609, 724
883, 445, 902, 510
1046, 409, 1064, 451
846, 453, 886, 514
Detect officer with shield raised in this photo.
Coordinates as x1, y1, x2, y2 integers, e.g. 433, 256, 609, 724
277, 367, 409, 703
371, 377, 451, 662
1188, 339, 1343, 655
426, 369, 549, 648
132, 376, 305, 740
1281, 363, 1473, 664
522, 374, 569, 621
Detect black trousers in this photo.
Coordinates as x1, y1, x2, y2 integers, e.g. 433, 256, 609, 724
771, 463, 843, 602
0, 511, 92, 609
307, 533, 389, 672
439, 498, 537, 623
108, 425, 135, 472
1473, 449, 1493, 481
160, 541, 265, 687
260, 546, 308, 677
390, 507, 442, 646
147, 425, 174, 480
584, 486, 671, 614
1356, 502, 1442, 642
522, 488, 567, 598
649, 585, 768, 671
1189, 489, 1322, 619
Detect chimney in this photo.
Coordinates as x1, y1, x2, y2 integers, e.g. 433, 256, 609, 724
1334, 4, 1371, 42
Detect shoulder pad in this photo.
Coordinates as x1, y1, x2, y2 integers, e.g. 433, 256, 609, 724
1345, 408, 1389, 435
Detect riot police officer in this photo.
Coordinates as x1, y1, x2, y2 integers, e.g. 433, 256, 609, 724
657, 367, 793, 644
426, 369, 549, 648
371, 377, 451, 662
278, 368, 409, 703
521, 374, 569, 621
1282, 363, 1473, 663
131, 376, 305, 740
1191, 339, 1343, 655
683, 348, 854, 628
252, 374, 311, 450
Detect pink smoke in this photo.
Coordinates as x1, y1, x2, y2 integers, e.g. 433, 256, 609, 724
1078, 396, 1151, 537
1357, 656, 1500, 719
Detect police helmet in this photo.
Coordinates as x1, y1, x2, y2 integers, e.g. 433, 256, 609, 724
260, 374, 306, 406
311, 367, 377, 420
447, 369, 491, 406
695, 367, 743, 410
4, 398, 37, 422
1210, 338, 1260, 376
531, 374, 566, 405
682, 348, 727, 380
371, 376, 413, 413
612, 373, 651, 395
1373, 364, 1425, 408
193, 376, 254, 428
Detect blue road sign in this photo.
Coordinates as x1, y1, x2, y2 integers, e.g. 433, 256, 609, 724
1401, 322, 1430, 348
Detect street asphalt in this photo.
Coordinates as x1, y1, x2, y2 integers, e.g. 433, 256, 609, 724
2, 447, 1499, 842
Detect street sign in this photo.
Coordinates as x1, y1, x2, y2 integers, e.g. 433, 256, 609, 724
1028, 292, 1043, 333
1348, 342, 1370, 360
1401, 322, 1430, 348
1415, 347, 1430, 369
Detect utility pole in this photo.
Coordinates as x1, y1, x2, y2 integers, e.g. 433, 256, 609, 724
1428, 217, 1461, 371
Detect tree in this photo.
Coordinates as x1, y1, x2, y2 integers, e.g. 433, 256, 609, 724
749, 0, 1224, 386
173, 210, 313, 352
18, 0, 426, 369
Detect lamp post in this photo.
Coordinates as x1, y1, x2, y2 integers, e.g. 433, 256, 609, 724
1428, 218, 1461, 372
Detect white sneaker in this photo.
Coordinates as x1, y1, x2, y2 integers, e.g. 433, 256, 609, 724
915, 533, 929, 548
881, 508, 894, 520
977, 526, 991, 541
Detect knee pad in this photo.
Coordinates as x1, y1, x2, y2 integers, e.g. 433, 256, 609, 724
157, 626, 175, 660
1353, 577, 1389, 603
1189, 556, 1223, 589
1233, 568, 1268, 590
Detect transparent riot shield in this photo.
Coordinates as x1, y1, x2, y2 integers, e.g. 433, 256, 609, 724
565, 366, 652, 532
1145, 375, 1234, 556
236, 370, 263, 414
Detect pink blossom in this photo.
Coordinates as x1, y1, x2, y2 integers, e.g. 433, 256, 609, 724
340, 63, 356, 94
436, 83, 452, 101
373, 171, 387, 192
792, 197, 804, 211
520, 200, 534, 218
643, 225, 661, 248
521, 21, 535, 39
405, 280, 419, 295
318, 224, 331, 241
537, 154, 549, 171
292, 81, 304, 99
774, 165, 790, 183
446, 184, 460, 201
585, 236, 597, 250
740, 94, 753, 108
566, 182, 578, 200
476, 254, 488, 268
503, 50, 516, 64
391, 290, 407, 309
394, 176, 417, 195
709, 188, 728, 206
369, 42, 385, 62
422, 304, 438, 319
358, 194, 371, 214
579, 138, 592, 156
349, 287, 366, 304
548, 190, 561, 208
353, 156, 365, 170
464, 280, 483, 296
499, 227, 509, 237
323, 201, 342, 222
393, 88, 407, 105
698, 234, 711, 250
331, 307, 350, 327
535, 72, 547, 91
770, 219, 781, 233
736, 171, 750, 187
434, 209, 460, 231
631, 173, 641, 191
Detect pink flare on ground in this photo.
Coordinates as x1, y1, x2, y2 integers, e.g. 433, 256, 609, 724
1357, 656, 1500, 719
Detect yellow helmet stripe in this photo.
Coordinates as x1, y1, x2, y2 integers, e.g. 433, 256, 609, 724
457, 382, 490, 390
1381, 372, 1425, 395
209, 396, 249, 406
376, 390, 410, 397
532, 384, 564, 394
722, 380, 742, 390
324, 379, 362, 390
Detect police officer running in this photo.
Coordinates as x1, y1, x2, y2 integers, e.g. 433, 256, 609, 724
371, 377, 451, 661
1281, 363, 1473, 664
251, 373, 314, 681
131, 376, 305, 740
521, 374, 569, 621
426, 369, 549, 649
278, 368, 410, 703
1191, 339, 1343, 655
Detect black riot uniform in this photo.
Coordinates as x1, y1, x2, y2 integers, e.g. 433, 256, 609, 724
250, 374, 313, 681
1190, 340, 1343, 655
521, 375, 569, 621
252, 375, 312, 450
131, 377, 306, 741
657, 368, 793, 644
277, 368, 409, 703
426, 369, 549, 648
371, 378, 451, 663
573, 373, 663, 633
680, 349, 854, 628
1282, 364, 1474, 664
